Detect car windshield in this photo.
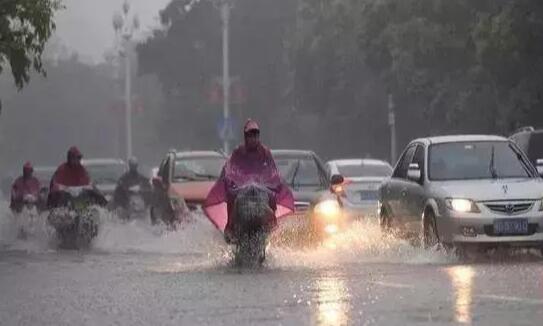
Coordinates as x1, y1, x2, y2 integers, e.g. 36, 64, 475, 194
429, 141, 532, 181
174, 157, 225, 181
337, 163, 392, 178
274, 156, 324, 188
85, 164, 125, 184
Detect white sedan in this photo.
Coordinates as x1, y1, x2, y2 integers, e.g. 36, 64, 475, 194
326, 159, 393, 218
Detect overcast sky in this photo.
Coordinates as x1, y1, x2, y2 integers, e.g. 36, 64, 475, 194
54, 0, 171, 63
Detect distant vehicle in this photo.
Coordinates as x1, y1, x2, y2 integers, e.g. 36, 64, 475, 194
271, 150, 345, 238
510, 126, 543, 173
33, 166, 56, 186
151, 150, 226, 225
326, 159, 393, 218
379, 135, 543, 253
82, 159, 126, 202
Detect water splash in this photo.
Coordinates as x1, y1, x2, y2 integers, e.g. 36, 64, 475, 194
93, 210, 226, 256
268, 219, 456, 269
1, 199, 455, 268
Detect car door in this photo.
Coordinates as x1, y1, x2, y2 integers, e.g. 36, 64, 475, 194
403, 144, 427, 233
384, 145, 416, 226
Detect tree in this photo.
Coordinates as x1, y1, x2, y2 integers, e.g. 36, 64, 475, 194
138, 0, 297, 150
0, 0, 62, 90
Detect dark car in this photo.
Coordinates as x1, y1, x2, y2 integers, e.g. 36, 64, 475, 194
82, 159, 126, 202
510, 126, 543, 176
271, 150, 345, 237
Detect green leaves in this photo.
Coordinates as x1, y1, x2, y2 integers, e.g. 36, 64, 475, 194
0, 0, 62, 90
297, 0, 543, 136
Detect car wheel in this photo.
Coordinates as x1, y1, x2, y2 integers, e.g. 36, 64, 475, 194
379, 206, 392, 234
423, 210, 440, 249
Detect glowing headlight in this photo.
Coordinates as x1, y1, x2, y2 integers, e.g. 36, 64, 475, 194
446, 199, 480, 213
314, 199, 341, 217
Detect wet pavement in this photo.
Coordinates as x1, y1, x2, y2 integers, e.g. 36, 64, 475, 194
1, 205, 543, 325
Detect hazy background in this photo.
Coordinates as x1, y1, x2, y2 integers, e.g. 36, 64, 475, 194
2, 0, 542, 179
55, 0, 170, 63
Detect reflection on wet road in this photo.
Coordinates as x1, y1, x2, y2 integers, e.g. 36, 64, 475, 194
1, 206, 543, 325
447, 266, 474, 324
314, 271, 350, 326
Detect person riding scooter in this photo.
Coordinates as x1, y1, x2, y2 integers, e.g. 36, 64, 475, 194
10, 162, 42, 213
48, 146, 105, 208
204, 119, 294, 243
113, 157, 152, 213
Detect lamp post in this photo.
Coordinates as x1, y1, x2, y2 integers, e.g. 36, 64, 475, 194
388, 94, 397, 165
113, 1, 139, 160
185, 0, 233, 154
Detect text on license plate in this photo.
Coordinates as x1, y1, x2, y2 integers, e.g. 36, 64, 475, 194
494, 219, 529, 235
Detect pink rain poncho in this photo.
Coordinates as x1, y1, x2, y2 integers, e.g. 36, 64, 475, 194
204, 144, 294, 232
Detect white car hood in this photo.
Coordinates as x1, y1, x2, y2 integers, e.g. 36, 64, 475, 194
432, 178, 543, 202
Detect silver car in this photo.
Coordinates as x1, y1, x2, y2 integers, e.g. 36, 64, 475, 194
326, 159, 393, 218
379, 135, 543, 250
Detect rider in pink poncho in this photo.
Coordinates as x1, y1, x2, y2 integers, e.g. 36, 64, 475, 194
204, 119, 294, 241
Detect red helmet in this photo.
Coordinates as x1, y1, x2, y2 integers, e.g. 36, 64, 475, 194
23, 161, 33, 173
243, 119, 260, 134
67, 146, 83, 159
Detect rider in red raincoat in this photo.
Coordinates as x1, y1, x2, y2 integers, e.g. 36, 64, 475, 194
48, 147, 91, 208
204, 119, 294, 242
10, 162, 41, 213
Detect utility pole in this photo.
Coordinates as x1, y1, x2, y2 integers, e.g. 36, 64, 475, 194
113, 1, 139, 161
388, 94, 397, 165
184, 0, 233, 154
221, 1, 231, 155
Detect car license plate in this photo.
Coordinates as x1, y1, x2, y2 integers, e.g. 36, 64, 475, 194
493, 219, 528, 235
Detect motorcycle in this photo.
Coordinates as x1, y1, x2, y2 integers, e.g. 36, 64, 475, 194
47, 186, 106, 249
119, 184, 149, 221
230, 183, 276, 267
15, 194, 40, 239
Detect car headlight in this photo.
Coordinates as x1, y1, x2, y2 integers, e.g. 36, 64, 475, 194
539, 198, 543, 211
446, 198, 480, 213
314, 199, 341, 217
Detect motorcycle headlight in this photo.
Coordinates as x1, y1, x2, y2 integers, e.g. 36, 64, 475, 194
314, 199, 341, 217
446, 199, 480, 213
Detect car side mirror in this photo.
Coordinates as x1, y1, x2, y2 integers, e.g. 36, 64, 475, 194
536, 159, 543, 177
407, 163, 422, 183
330, 174, 345, 194
330, 174, 344, 186
152, 176, 165, 189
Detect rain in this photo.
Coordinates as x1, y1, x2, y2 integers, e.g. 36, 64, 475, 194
1, 1, 543, 325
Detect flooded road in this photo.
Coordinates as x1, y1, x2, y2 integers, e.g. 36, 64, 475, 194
1, 202, 543, 325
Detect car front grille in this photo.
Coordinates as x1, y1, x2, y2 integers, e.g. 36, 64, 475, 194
485, 202, 534, 215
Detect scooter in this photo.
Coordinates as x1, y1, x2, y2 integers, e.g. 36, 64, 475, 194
47, 186, 106, 249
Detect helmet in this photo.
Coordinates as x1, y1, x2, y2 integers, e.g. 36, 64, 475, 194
67, 146, 83, 159
23, 162, 33, 173
244, 119, 260, 134
128, 157, 138, 167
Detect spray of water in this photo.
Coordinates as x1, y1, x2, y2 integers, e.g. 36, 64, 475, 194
1, 199, 456, 269
268, 219, 456, 269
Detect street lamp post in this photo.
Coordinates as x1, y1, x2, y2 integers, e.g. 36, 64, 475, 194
185, 0, 233, 154
388, 94, 397, 165
113, 1, 139, 161
221, 2, 231, 154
